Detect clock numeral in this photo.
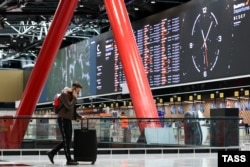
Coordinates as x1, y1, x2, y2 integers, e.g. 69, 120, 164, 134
217, 35, 222, 42
202, 7, 207, 14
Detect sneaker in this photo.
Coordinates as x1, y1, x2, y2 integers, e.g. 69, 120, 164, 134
47, 151, 54, 164
66, 160, 79, 165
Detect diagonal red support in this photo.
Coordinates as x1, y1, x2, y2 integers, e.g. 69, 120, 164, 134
4, 0, 79, 148
104, 0, 161, 132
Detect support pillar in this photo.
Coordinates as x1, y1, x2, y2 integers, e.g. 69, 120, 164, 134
6, 0, 79, 148
104, 0, 161, 132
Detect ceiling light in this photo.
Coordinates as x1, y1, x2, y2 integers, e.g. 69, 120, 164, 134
134, 7, 139, 11
151, 0, 156, 4
225, 97, 238, 101
240, 97, 249, 100
183, 101, 194, 104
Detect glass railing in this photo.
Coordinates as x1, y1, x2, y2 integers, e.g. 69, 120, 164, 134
0, 116, 246, 149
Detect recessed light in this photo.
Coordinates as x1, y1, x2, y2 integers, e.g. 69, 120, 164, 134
134, 7, 139, 11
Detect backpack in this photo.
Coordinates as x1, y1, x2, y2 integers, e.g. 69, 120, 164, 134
53, 93, 61, 114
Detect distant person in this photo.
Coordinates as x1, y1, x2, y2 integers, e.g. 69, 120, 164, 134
244, 121, 249, 135
120, 112, 130, 142
120, 112, 128, 129
47, 81, 87, 165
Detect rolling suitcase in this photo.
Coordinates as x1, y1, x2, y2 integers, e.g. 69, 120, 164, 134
74, 119, 97, 165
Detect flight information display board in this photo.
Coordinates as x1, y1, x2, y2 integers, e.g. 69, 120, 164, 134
95, 38, 115, 94
92, 14, 184, 94
87, 0, 250, 96
92, 34, 126, 95
134, 17, 181, 87
232, 0, 250, 74
42, 0, 250, 101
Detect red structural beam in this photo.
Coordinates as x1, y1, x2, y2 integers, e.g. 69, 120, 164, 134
104, 0, 161, 131
5, 0, 79, 148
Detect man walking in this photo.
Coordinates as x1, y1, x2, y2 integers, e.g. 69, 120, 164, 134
47, 81, 86, 165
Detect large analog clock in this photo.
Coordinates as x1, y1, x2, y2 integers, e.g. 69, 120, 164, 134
189, 6, 222, 78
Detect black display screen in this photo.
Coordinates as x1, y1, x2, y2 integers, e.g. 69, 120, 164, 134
180, 0, 234, 82
134, 17, 181, 87
92, 34, 126, 95
43, 0, 250, 100
89, 0, 250, 95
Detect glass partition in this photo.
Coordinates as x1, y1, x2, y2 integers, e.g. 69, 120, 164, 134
0, 116, 244, 149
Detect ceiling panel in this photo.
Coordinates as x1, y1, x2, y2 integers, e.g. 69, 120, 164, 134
0, 0, 190, 64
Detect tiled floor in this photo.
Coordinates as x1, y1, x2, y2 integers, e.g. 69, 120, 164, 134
0, 153, 217, 167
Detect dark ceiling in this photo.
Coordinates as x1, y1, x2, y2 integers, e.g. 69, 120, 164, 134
0, 0, 190, 65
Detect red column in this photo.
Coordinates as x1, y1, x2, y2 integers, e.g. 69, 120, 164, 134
104, 0, 161, 131
6, 0, 79, 148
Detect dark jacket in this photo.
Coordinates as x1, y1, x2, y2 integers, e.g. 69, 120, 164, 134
57, 92, 81, 120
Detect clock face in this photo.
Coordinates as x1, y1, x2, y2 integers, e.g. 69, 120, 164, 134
189, 6, 222, 78
180, 1, 234, 82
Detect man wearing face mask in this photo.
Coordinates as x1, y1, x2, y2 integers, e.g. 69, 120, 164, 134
48, 81, 86, 165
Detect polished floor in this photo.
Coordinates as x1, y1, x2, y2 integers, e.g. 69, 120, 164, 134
0, 153, 217, 167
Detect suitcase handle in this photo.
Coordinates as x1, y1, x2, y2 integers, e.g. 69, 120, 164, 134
80, 118, 89, 129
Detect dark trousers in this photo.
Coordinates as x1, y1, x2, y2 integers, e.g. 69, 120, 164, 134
51, 117, 73, 161
245, 124, 249, 135
123, 128, 131, 142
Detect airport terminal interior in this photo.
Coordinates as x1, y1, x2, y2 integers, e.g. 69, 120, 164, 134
1, 0, 250, 166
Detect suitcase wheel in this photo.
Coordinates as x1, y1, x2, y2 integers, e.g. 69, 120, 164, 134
91, 161, 95, 165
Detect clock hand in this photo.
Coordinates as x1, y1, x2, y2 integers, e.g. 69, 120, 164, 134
205, 21, 213, 40
201, 29, 205, 41
201, 21, 213, 48
202, 21, 213, 67
201, 29, 207, 48
204, 44, 208, 67
201, 29, 208, 67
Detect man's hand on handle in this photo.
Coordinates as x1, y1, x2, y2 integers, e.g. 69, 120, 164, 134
81, 115, 87, 120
